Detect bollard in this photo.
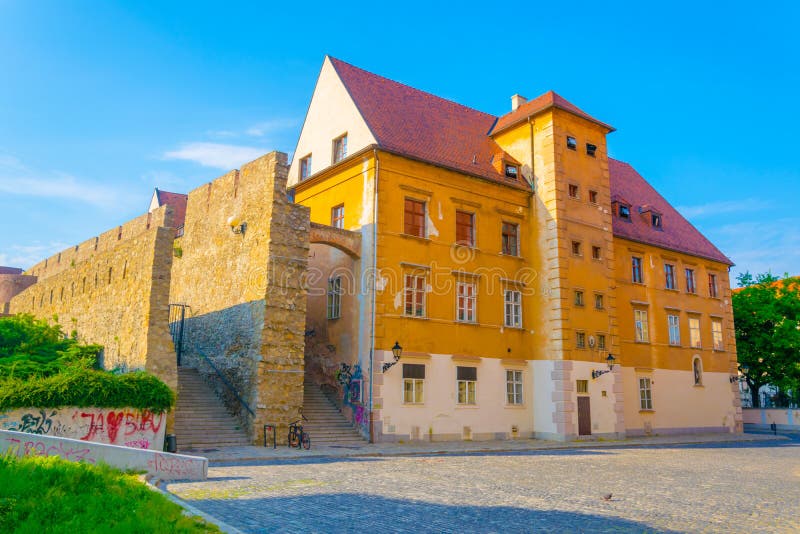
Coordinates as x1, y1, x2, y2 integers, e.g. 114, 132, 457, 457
264, 424, 277, 449
770, 422, 777, 435
165, 434, 177, 453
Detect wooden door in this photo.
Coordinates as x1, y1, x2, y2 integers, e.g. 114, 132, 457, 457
577, 396, 591, 436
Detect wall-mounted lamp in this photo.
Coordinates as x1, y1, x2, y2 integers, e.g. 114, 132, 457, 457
227, 216, 247, 235
730, 363, 750, 383
591, 354, 616, 379
382, 341, 403, 372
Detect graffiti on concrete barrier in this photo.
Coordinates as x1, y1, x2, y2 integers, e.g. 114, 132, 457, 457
146, 453, 206, 479
9, 410, 56, 435
4, 436, 96, 463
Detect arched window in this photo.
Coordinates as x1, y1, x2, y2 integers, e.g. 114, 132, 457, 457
692, 356, 703, 386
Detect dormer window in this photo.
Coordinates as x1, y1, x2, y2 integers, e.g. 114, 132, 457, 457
566, 136, 577, 151
300, 155, 312, 180
504, 164, 519, 180
619, 204, 631, 220
651, 213, 662, 229
332, 134, 348, 163
586, 143, 597, 157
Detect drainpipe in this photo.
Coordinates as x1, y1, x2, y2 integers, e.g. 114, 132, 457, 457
368, 148, 380, 443
528, 117, 536, 194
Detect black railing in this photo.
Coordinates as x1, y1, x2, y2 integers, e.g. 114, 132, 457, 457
195, 349, 255, 418
168, 303, 188, 366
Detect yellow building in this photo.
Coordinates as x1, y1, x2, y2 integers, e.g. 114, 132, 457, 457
291, 56, 741, 442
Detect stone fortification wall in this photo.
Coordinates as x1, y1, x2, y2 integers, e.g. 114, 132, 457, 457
170, 151, 309, 444
1, 273, 37, 315
9, 210, 177, 391
25, 206, 172, 281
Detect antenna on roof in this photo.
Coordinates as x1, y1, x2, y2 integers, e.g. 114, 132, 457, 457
472, 154, 477, 164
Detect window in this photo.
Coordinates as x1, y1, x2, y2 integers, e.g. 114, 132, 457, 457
668, 314, 680, 345
568, 183, 579, 199
300, 155, 312, 180
619, 204, 631, 220
639, 377, 653, 410
651, 213, 662, 229
634, 309, 649, 342
331, 204, 345, 229
456, 366, 477, 405
586, 143, 597, 157
574, 290, 584, 307
576, 331, 586, 349
594, 293, 604, 310
326, 277, 342, 319
576, 380, 588, 394
456, 281, 477, 323
566, 136, 577, 150
504, 164, 518, 180
403, 364, 425, 404
589, 190, 598, 204
685, 268, 696, 294
504, 290, 522, 328
405, 274, 426, 317
665, 264, 676, 290
404, 198, 426, 237
693, 357, 703, 386
506, 370, 523, 405
708, 273, 718, 298
712, 319, 724, 350
571, 240, 582, 256
591, 246, 602, 260
597, 334, 606, 350
631, 256, 643, 284
689, 316, 701, 348
501, 223, 519, 256
455, 211, 475, 246
332, 134, 347, 163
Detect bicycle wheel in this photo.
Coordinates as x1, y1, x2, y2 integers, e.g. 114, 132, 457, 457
288, 428, 300, 448
301, 432, 311, 450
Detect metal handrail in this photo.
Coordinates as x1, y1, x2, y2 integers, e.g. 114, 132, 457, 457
195, 349, 255, 417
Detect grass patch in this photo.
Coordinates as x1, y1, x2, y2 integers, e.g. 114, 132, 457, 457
0, 455, 219, 533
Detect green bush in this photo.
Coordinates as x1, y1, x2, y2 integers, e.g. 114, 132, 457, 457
0, 314, 175, 412
0, 455, 219, 533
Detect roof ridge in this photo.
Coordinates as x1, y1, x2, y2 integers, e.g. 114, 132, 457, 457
328, 56, 497, 121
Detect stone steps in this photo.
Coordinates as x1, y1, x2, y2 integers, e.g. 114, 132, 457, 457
300, 382, 366, 446
175, 367, 250, 450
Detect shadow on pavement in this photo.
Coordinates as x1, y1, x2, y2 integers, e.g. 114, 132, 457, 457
187, 492, 678, 533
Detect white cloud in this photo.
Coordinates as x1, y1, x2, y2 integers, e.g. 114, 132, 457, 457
245, 118, 298, 137
163, 142, 268, 170
0, 157, 132, 207
675, 199, 770, 219
0, 242, 69, 270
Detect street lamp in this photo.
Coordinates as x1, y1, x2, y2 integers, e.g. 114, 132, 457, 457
382, 341, 403, 372
591, 354, 616, 379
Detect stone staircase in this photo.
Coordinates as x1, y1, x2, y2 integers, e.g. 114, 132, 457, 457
302, 381, 366, 446
175, 367, 250, 450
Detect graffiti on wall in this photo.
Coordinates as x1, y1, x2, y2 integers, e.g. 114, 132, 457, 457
336, 363, 369, 435
0, 407, 166, 450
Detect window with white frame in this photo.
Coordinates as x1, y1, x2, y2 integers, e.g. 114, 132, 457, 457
402, 363, 424, 404
456, 366, 477, 405
404, 274, 426, 317
331, 204, 344, 229
504, 289, 522, 328
668, 314, 680, 345
632, 256, 644, 283
639, 377, 653, 410
456, 281, 477, 323
332, 134, 347, 163
506, 370, 523, 405
634, 309, 649, 342
689, 316, 701, 348
327, 277, 342, 319
712, 319, 724, 350
597, 333, 606, 350
300, 155, 312, 180
685, 268, 696, 294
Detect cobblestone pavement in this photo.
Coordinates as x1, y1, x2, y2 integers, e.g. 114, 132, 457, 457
168, 439, 800, 533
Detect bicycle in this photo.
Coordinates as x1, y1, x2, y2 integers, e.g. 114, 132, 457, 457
287, 415, 311, 450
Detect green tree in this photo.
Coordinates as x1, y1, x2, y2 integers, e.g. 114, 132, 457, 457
733, 272, 800, 407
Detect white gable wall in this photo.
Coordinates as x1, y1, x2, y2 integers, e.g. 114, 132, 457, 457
288, 56, 377, 187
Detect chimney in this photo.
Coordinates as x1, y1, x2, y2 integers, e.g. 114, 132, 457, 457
511, 94, 528, 111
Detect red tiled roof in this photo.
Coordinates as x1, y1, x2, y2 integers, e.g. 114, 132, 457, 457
329, 57, 529, 190
609, 159, 732, 265
0, 267, 23, 275
155, 189, 188, 229
491, 90, 615, 135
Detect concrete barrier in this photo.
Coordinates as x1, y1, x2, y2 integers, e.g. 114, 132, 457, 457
742, 408, 798, 431
0, 430, 207, 481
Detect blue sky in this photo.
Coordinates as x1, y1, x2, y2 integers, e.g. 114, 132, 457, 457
1, 1, 798, 283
